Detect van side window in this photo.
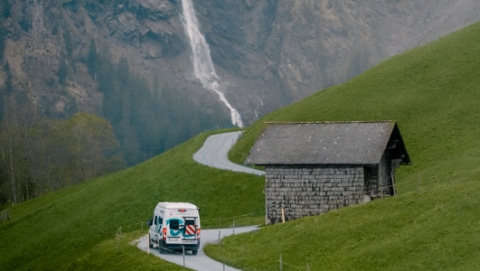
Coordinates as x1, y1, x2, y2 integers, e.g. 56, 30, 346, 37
158, 217, 163, 225
154, 216, 158, 225
170, 219, 179, 230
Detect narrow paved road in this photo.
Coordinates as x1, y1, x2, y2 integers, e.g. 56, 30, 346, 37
136, 131, 263, 270
193, 131, 264, 175
137, 226, 258, 271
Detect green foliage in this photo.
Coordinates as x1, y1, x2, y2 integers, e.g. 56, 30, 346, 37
156, 83, 227, 152
1, 0, 12, 19
3, 61, 12, 94
0, 112, 122, 205
63, 28, 73, 57
0, 28, 5, 61
62, 113, 122, 180
0, 62, 12, 121
87, 40, 97, 77
57, 52, 68, 86
95, 53, 230, 165
0, 100, 38, 204
0, 130, 264, 270
2, 11, 480, 271
116, 57, 130, 84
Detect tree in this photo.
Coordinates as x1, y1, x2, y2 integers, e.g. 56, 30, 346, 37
116, 57, 130, 84
0, 127, 19, 204
4, 62, 12, 94
0, 110, 123, 205
1, 0, 12, 19
63, 28, 73, 57
87, 39, 97, 79
0, 99, 37, 204
63, 113, 122, 181
0, 0, 11, 61
57, 51, 68, 86
28, 118, 71, 193
0, 28, 5, 61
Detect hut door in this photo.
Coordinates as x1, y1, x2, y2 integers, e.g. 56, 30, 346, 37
364, 166, 378, 198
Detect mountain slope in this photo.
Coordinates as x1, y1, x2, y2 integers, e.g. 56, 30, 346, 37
1, 16, 480, 271
197, 0, 480, 102
1, 0, 480, 169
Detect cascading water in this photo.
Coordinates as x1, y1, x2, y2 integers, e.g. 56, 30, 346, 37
180, 0, 244, 128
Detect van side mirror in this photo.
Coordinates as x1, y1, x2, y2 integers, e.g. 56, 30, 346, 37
146, 219, 152, 226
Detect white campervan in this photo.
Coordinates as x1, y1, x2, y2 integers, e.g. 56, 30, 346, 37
147, 202, 201, 255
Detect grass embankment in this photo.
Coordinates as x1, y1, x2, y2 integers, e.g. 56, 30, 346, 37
2, 20, 480, 271
0, 129, 264, 270
210, 22, 480, 270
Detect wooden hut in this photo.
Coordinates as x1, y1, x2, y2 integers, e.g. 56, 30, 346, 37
245, 121, 411, 224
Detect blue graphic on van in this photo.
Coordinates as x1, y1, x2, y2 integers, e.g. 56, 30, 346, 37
166, 218, 184, 237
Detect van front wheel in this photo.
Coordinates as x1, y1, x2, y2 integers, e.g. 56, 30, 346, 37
192, 249, 198, 255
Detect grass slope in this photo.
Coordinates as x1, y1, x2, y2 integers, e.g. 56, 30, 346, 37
209, 22, 480, 270
1, 20, 480, 271
0, 129, 264, 270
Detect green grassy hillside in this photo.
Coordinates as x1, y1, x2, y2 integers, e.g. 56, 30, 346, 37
1, 20, 480, 271
0, 129, 264, 270
208, 22, 480, 270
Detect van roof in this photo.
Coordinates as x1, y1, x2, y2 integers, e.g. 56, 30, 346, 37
156, 202, 199, 210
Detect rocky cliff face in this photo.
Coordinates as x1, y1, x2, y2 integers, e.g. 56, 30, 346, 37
196, 0, 480, 105
1, 0, 179, 114
1, 0, 479, 163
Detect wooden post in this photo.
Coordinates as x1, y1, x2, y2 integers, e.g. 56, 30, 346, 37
218, 230, 222, 256
243, 241, 246, 259
233, 218, 235, 235
182, 246, 185, 266
281, 208, 285, 223
417, 173, 421, 190
391, 172, 396, 196
146, 234, 149, 254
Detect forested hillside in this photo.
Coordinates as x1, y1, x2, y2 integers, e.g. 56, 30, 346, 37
0, 0, 230, 166
1, 17, 480, 271
1, 0, 480, 206
0, 113, 121, 205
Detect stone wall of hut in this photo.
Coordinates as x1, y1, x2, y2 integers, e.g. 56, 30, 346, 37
264, 165, 367, 224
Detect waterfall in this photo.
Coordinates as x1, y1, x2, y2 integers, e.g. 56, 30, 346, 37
180, 0, 244, 128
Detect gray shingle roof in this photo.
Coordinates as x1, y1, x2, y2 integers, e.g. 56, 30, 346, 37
245, 121, 409, 165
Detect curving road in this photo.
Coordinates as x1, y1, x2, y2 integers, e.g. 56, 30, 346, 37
193, 131, 264, 176
137, 226, 258, 271
137, 131, 263, 270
